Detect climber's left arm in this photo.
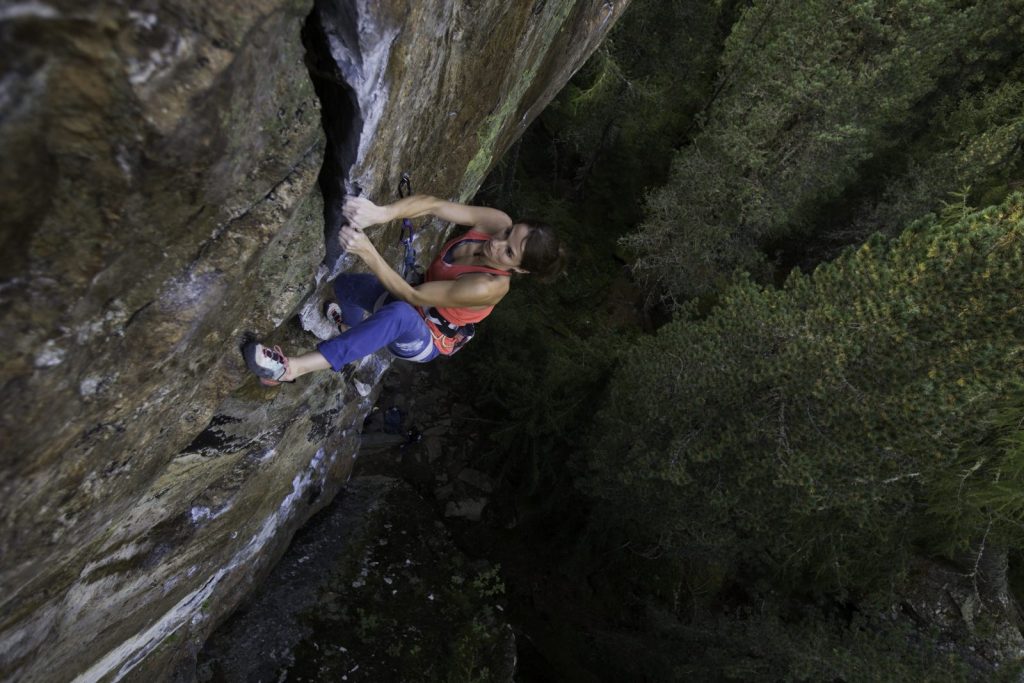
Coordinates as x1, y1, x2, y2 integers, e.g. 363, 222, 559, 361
343, 195, 511, 233
339, 226, 507, 309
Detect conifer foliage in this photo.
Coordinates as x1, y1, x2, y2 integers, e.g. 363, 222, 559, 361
624, 0, 1024, 302
589, 195, 1024, 593
461, 0, 1024, 675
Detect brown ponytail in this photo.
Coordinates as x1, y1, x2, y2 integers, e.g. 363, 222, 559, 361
518, 221, 567, 282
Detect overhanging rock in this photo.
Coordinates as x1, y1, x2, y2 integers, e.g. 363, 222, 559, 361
0, 0, 629, 680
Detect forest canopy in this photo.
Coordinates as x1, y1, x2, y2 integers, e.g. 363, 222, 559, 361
462, 0, 1024, 678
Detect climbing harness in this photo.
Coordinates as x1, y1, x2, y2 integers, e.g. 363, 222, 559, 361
398, 172, 421, 283
415, 229, 509, 356
422, 306, 476, 355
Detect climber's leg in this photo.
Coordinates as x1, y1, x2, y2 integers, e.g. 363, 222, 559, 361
243, 299, 436, 385
331, 272, 387, 327
316, 300, 437, 372
274, 349, 331, 382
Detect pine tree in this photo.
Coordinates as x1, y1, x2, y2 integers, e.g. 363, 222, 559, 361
624, 0, 1024, 302
588, 194, 1024, 593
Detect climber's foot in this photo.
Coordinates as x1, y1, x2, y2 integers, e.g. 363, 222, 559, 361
242, 342, 294, 386
324, 301, 350, 334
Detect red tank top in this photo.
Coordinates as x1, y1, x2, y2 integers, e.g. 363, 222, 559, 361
424, 229, 510, 326
419, 229, 510, 355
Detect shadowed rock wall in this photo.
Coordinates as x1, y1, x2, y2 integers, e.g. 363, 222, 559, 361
0, 0, 628, 680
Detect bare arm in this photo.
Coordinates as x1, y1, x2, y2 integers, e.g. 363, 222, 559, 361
339, 226, 510, 308
343, 195, 512, 234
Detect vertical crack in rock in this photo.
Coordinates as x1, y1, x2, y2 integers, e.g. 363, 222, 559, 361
302, 1, 363, 279
302, 1, 400, 280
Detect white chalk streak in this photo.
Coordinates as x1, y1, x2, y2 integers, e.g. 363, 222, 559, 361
0, 2, 58, 21
72, 449, 330, 682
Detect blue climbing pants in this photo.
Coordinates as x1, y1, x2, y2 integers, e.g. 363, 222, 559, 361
316, 273, 438, 371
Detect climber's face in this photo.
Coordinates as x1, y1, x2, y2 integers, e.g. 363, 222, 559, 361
482, 224, 530, 273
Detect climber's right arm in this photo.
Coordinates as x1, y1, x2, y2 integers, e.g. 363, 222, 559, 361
342, 195, 511, 233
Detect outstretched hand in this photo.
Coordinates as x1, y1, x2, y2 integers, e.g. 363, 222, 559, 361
339, 225, 378, 262
342, 196, 391, 229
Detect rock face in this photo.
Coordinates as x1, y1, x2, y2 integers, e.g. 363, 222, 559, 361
0, 0, 628, 680
901, 549, 1024, 673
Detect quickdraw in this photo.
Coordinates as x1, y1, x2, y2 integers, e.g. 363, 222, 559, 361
398, 171, 420, 283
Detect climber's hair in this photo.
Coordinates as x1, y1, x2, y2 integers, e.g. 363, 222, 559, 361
517, 220, 567, 282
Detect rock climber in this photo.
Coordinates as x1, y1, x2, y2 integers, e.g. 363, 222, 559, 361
242, 195, 566, 385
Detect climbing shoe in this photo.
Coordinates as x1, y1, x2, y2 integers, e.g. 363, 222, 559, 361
324, 301, 348, 334
242, 342, 292, 386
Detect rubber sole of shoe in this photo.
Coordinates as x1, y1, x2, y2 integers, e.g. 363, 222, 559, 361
242, 342, 291, 384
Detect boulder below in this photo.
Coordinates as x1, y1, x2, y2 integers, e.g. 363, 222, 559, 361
195, 475, 514, 681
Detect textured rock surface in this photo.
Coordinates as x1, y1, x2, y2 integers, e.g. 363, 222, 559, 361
0, 0, 628, 680
900, 550, 1024, 673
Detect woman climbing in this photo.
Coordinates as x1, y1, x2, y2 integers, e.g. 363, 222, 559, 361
242, 194, 566, 385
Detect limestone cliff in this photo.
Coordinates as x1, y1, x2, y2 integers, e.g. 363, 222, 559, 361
0, 0, 628, 680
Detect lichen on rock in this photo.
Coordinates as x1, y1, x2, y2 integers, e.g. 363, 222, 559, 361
0, 0, 629, 680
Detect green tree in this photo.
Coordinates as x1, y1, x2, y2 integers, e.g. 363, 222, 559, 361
460, 0, 733, 486
816, 74, 1024, 261
588, 194, 1024, 594
624, 0, 1024, 303
455, 1, 1024, 677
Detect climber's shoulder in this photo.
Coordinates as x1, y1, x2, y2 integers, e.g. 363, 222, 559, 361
430, 200, 511, 235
